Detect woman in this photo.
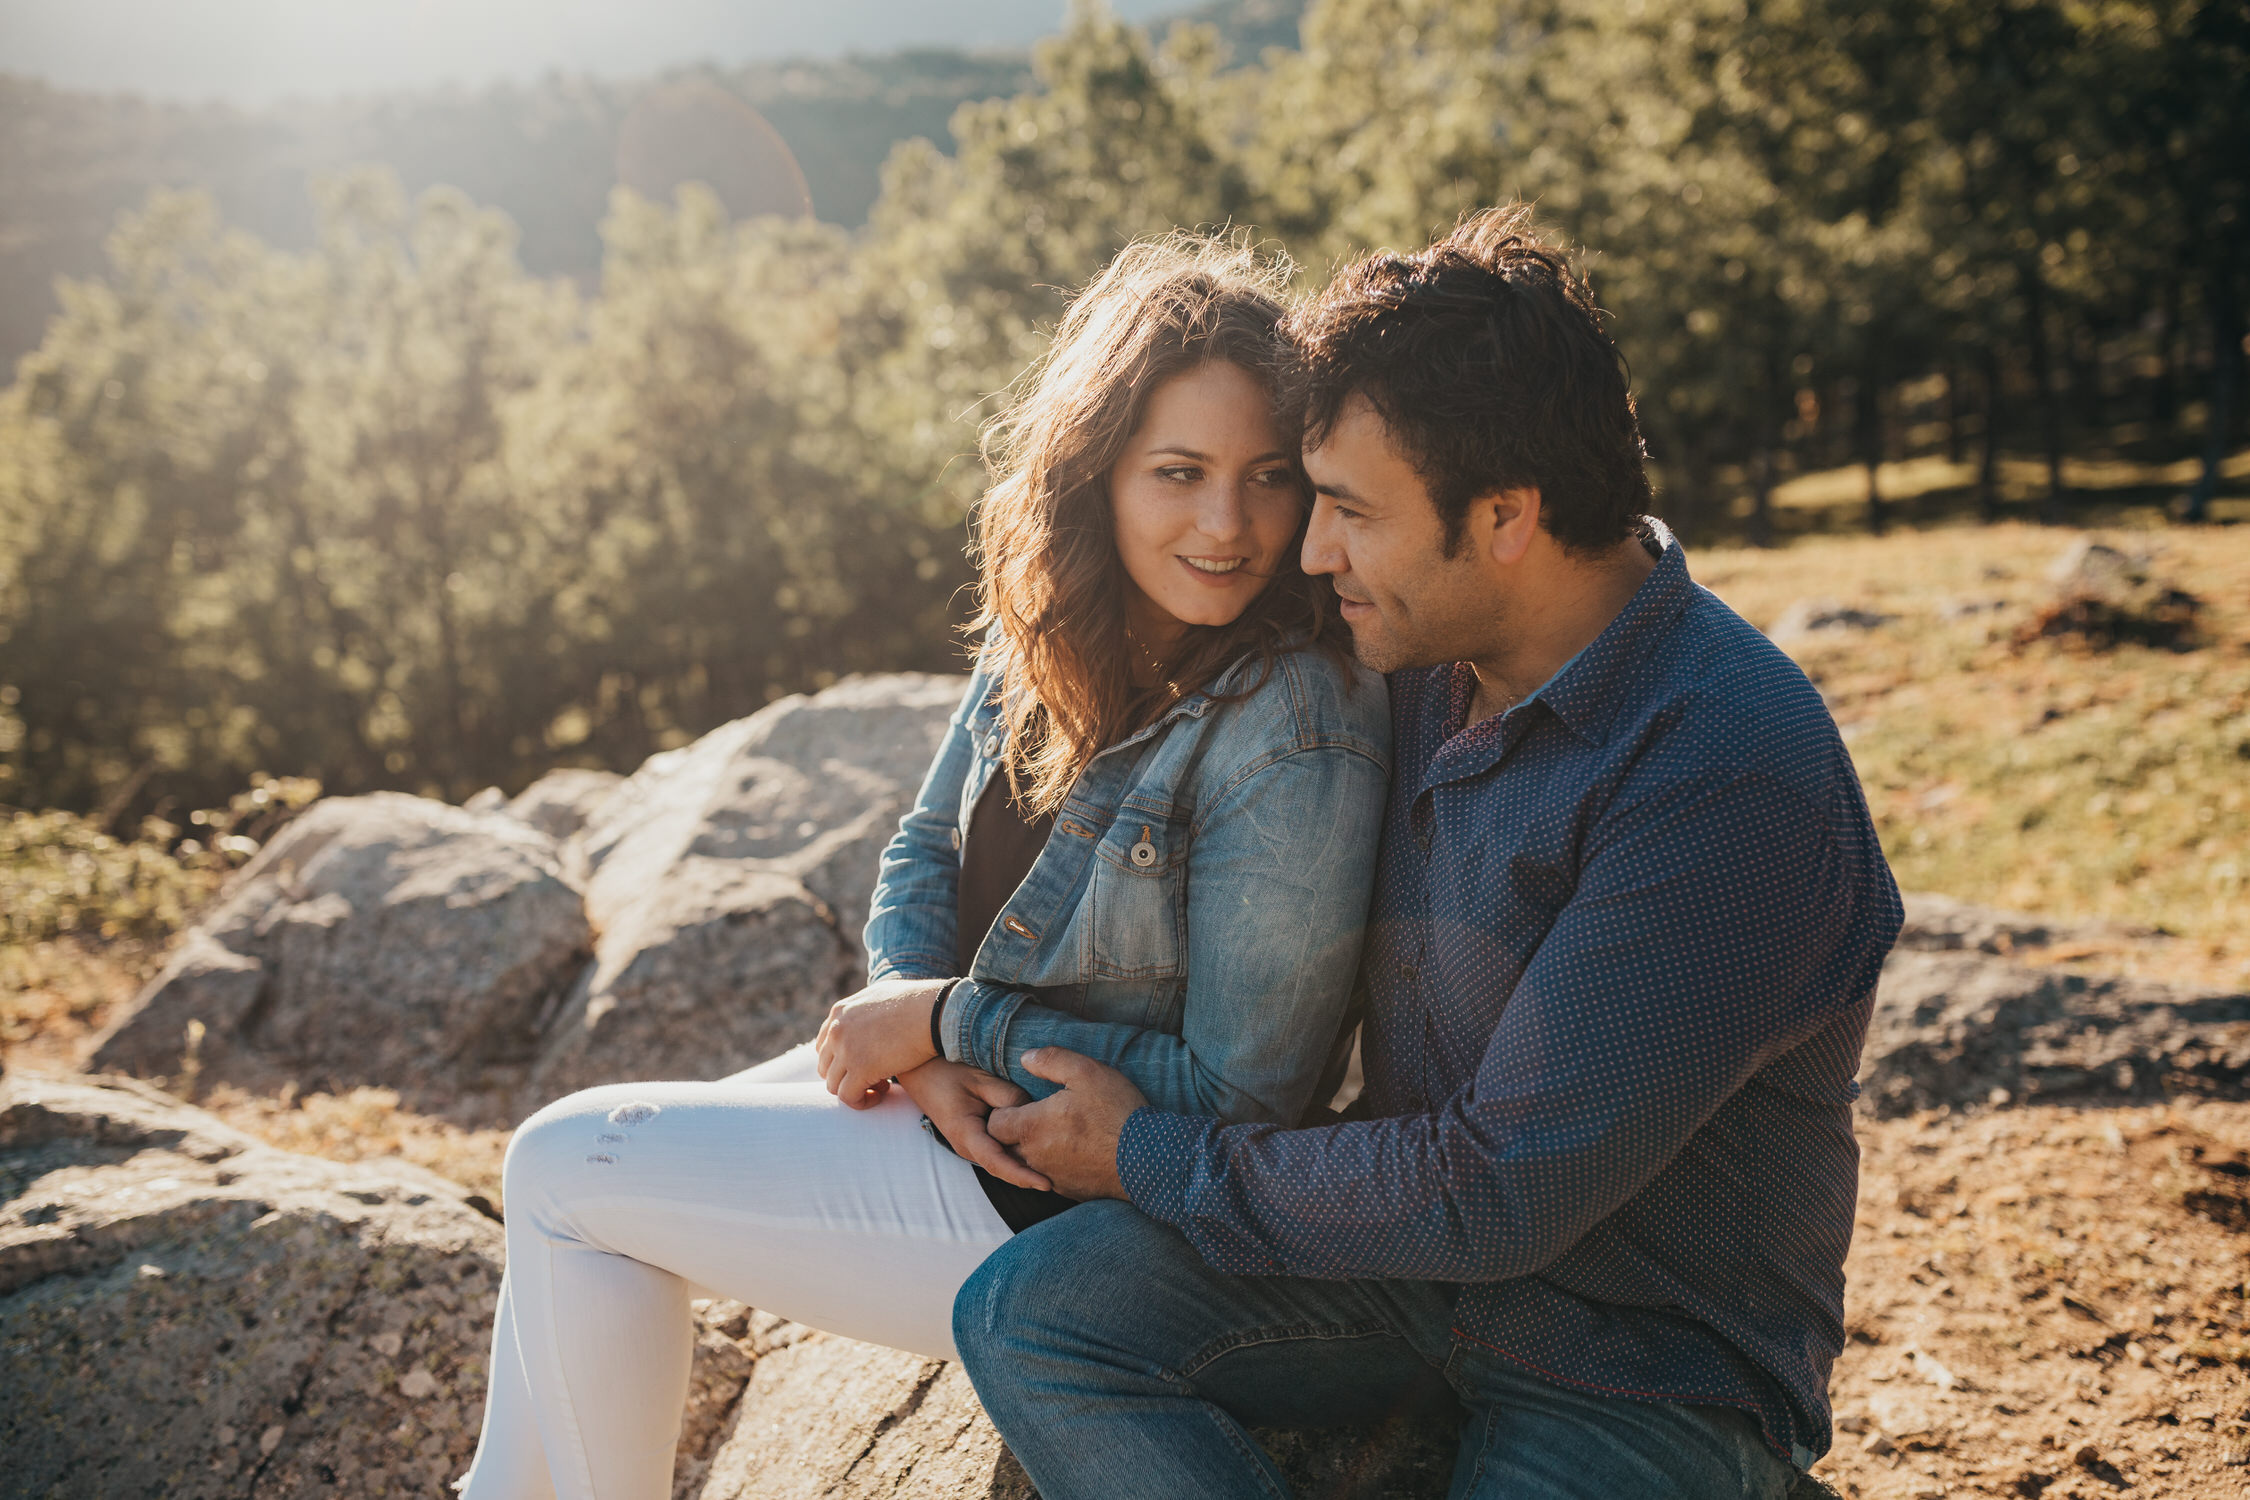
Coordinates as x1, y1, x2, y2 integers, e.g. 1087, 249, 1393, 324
458, 236, 1390, 1499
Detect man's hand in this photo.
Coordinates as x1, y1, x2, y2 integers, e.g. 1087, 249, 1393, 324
986, 1048, 1149, 1201
816, 978, 946, 1108
896, 1059, 1052, 1192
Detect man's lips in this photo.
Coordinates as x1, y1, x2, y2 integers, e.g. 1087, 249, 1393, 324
1334, 587, 1375, 619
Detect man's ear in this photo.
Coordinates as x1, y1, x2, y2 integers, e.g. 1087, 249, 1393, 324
1478, 487, 1543, 567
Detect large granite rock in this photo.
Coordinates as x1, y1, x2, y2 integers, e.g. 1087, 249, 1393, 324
1860, 948, 2250, 1117
507, 766, 627, 846
1, 1071, 506, 1498
85, 676, 965, 1109
89, 793, 591, 1106
683, 1305, 1457, 1500
532, 673, 960, 1095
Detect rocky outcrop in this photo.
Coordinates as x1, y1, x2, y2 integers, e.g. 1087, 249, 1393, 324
2016, 535, 2203, 651
1859, 948, 2250, 1117
688, 1327, 1030, 1500
680, 1303, 1457, 1500
507, 767, 627, 845
1858, 891, 2249, 1116
89, 793, 592, 1105
1, 1071, 506, 1498
533, 672, 960, 1094
1765, 598, 1896, 640
85, 675, 964, 1109
532, 862, 860, 1097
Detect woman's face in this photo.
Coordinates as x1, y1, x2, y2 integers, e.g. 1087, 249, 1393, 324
1108, 360, 1303, 645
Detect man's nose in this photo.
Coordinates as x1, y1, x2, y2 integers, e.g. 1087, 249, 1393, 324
1301, 502, 1343, 577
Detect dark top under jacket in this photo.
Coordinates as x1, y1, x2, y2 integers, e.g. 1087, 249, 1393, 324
945, 772, 1076, 1232
1114, 522, 1904, 1468
955, 771, 1055, 977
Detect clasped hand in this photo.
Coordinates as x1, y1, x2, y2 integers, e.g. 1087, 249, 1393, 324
814, 977, 946, 1107
815, 980, 1150, 1200
986, 1048, 1149, 1202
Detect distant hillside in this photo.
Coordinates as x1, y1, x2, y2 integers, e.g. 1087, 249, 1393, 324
0, 0, 1306, 371
0, 55, 1033, 368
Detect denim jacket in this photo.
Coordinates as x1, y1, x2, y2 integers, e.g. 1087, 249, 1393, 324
864, 646, 1391, 1128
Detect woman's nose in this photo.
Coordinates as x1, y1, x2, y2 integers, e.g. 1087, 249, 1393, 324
1195, 479, 1248, 541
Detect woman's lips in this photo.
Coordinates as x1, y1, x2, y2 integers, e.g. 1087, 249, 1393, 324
1176, 555, 1250, 587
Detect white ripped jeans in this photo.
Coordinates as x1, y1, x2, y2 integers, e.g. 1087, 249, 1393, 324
456, 1044, 1014, 1500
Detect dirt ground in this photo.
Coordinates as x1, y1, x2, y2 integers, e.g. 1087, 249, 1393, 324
1819, 1101, 2250, 1498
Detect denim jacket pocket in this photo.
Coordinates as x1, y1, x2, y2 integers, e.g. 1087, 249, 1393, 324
1082, 805, 1188, 981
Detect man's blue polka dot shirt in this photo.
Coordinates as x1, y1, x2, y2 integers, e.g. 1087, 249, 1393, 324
1118, 522, 1904, 1467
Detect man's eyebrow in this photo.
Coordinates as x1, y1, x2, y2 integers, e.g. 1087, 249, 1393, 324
1312, 480, 1367, 502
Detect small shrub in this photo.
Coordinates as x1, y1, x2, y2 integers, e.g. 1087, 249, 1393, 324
0, 811, 207, 947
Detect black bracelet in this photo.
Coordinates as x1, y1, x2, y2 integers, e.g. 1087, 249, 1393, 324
928, 979, 959, 1060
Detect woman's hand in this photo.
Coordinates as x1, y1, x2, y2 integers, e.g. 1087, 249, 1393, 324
897, 1059, 1052, 1192
816, 978, 947, 1108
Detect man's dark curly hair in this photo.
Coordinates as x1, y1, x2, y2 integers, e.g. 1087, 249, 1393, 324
1284, 205, 1652, 556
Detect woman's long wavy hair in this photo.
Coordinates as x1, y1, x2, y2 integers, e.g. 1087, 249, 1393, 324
972, 233, 1348, 816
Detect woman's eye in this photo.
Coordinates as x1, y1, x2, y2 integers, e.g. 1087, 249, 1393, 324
1251, 468, 1293, 487
1156, 466, 1200, 483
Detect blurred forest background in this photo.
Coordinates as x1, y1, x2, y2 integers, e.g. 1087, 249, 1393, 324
1, 0, 2244, 838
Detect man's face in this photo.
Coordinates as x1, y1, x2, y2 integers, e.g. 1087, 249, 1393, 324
1301, 395, 1505, 673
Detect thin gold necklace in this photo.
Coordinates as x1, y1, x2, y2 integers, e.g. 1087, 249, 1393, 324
1124, 626, 1183, 700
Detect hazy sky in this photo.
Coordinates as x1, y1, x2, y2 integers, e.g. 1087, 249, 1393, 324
0, 0, 1184, 106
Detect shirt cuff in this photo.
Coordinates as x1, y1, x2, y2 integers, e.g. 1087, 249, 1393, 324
1117, 1107, 1216, 1228
868, 955, 954, 984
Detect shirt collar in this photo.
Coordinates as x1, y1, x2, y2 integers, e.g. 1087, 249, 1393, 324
1535, 516, 1686, 746
1423, 517, 1687, 785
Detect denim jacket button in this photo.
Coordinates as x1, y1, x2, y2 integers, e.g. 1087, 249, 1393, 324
983, 735, 1003, 757
1130, 840, 1158, 868
949, 827, 962, 851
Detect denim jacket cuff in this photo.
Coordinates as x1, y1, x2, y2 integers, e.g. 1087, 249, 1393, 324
1116, 1107, 1210, 1227
944, 977, 1029, 1072
868, 953, 955, 984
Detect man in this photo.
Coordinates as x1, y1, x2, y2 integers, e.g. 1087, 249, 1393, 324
967, 206, 1900, 1499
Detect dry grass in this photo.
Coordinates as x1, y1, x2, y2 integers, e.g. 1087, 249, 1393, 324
0, 935, 161, 1072
1766, 448, 2250, 517
0, 951, 512, 1203
1693, 522, 2250, 992
193, 1082, 511, 1206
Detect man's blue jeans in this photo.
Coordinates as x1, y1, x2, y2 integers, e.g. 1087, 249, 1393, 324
954, 1202, 1798, 1500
